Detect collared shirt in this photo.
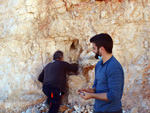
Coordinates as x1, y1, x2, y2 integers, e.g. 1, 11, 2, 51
93, 56, 124, 112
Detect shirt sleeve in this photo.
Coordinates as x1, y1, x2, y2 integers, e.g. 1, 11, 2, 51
38, 69, 44, 83
107, 67, 124, 102
65, 62, 78, 73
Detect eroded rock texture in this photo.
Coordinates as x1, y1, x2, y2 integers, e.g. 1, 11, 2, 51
0, 0, 149, 112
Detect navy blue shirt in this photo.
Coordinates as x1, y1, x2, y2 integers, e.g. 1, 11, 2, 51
92, 56, 124, 112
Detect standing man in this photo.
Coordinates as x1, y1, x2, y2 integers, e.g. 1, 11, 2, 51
38, 50, 78, 113
78, 33, 124, 113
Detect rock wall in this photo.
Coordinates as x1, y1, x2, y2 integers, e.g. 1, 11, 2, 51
0, 0, 149, 112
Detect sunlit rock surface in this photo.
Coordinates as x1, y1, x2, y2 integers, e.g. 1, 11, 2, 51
0, 0, 149, 112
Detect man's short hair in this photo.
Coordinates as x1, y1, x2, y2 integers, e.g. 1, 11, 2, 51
90, 33, 113, 53
53, 51, 63, 60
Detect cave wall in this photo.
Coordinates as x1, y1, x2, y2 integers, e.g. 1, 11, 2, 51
0, 0, 149, 112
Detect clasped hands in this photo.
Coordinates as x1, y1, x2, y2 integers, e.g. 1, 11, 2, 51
77, 88, 95, 100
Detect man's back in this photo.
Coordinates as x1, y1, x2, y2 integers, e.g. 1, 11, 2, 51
38, 50, 78, 113
38, 60, 78, 92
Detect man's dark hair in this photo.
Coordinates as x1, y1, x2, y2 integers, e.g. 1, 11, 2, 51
90, 33, 113, 53
53, 51, 63, 60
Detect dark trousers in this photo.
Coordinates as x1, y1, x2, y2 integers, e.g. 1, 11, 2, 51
43, 85, 62, 113
93, 109, 122, 113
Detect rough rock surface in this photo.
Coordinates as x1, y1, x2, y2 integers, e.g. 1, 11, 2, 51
0, 0, 149, 113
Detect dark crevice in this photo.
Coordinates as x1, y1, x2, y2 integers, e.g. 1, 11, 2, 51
69, 39, 82, 63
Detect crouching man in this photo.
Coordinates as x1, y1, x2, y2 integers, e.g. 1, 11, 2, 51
38, 51, 78, 113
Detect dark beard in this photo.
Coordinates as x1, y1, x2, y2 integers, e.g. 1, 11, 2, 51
95, 53, 99, 59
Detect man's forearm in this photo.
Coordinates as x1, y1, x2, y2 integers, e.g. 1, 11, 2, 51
90, 92, 109, 101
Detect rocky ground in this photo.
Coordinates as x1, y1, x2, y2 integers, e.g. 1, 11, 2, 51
22, 100, 94, 113
22, 100, 129, 113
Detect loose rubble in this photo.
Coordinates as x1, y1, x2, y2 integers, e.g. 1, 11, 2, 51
22, 100, 94, 113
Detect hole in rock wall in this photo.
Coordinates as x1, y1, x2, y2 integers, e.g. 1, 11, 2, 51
61, 39, 83, 104
69, 39, 82, 64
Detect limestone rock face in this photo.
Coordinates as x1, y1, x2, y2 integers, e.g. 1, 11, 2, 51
0, 0, 149, 112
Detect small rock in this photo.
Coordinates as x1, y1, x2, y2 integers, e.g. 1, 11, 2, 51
131, 107, 138, 113
32, 107, 40, 113
74, 105, 79, 112
26, 107, 32, 113
39, 107, 44, 111
80, 106, 85, 112
59, 105, 69, 112
84, 110, 88, 113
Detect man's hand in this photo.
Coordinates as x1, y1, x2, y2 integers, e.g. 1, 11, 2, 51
79, 91, 93, 100
78, 88, 108, 101
77, 88, 96, 100
77, 88, 95, 93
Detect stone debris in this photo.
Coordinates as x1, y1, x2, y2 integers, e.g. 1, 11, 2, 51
22, 101, 129, 113
22, 100, 94, 113
22, 101, 49, 113
59, 105, 69, 112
